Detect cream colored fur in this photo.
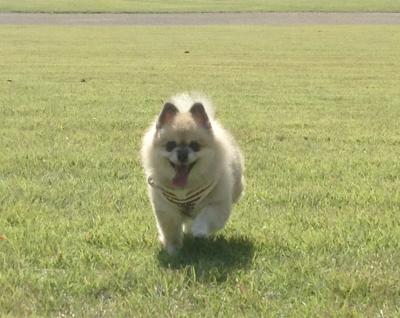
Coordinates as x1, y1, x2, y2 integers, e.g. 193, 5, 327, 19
141, 93, 244, 254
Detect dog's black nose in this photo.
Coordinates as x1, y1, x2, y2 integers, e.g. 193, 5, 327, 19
177, 148, 188, 163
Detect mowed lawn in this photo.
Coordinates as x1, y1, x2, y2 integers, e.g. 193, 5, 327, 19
1, 0, 400, 13
0, 25, 400, 317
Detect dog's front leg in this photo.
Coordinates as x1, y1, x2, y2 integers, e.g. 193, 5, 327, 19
155, 209, 183, 254
191, 202, 231, 237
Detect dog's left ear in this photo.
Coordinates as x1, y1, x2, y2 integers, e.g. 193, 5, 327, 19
190, 103, 211, 130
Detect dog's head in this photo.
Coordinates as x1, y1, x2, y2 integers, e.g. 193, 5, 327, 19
150, 101, 218, 188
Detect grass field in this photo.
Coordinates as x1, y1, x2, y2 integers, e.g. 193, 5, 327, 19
1, 25, 400, 317
1, 0, 400, 13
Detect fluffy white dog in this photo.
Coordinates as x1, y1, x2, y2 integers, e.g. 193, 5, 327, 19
141, 93, 244, 254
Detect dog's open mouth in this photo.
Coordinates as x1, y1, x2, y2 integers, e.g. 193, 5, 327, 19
170, 161, 196, 187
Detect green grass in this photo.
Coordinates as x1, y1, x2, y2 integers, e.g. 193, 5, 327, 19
1, 25, 400, 317
1, 0, 400, 13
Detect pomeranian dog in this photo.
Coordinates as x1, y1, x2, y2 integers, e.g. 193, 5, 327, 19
141, 93, 244, 254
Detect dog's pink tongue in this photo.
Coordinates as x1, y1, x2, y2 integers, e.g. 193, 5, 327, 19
172, 165, 189, 187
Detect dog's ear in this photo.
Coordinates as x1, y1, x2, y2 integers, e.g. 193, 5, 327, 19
190, 102, 211, 129
157, 102, 178, 129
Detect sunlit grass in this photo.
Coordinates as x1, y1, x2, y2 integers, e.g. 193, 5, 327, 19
0, 0, 400, 13
0, 25, 400, 316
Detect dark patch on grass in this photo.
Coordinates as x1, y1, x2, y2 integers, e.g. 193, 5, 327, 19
157, 235, 254, 282
276, 135, 285, 142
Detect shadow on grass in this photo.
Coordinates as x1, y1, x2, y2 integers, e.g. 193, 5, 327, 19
157, 235, 254, 283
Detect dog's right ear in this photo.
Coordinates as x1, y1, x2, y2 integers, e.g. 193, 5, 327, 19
156, 102, 178, 129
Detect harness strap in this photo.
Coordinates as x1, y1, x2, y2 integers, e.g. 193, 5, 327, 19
147, 176, 215, 214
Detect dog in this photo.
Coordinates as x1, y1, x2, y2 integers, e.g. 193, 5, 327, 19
141, 93, 244, 254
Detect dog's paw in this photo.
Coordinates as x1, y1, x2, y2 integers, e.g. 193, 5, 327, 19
164, 243, 181, 255
191, 221, 210, 238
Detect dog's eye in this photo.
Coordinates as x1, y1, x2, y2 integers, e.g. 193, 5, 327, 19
166, 141, 177, 152
189, 141, 201, 152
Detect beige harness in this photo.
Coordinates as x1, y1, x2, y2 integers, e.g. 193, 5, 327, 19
148, 176, 216, 216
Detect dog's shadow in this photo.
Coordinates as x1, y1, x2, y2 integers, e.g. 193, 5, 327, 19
157, 235, 254, 283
